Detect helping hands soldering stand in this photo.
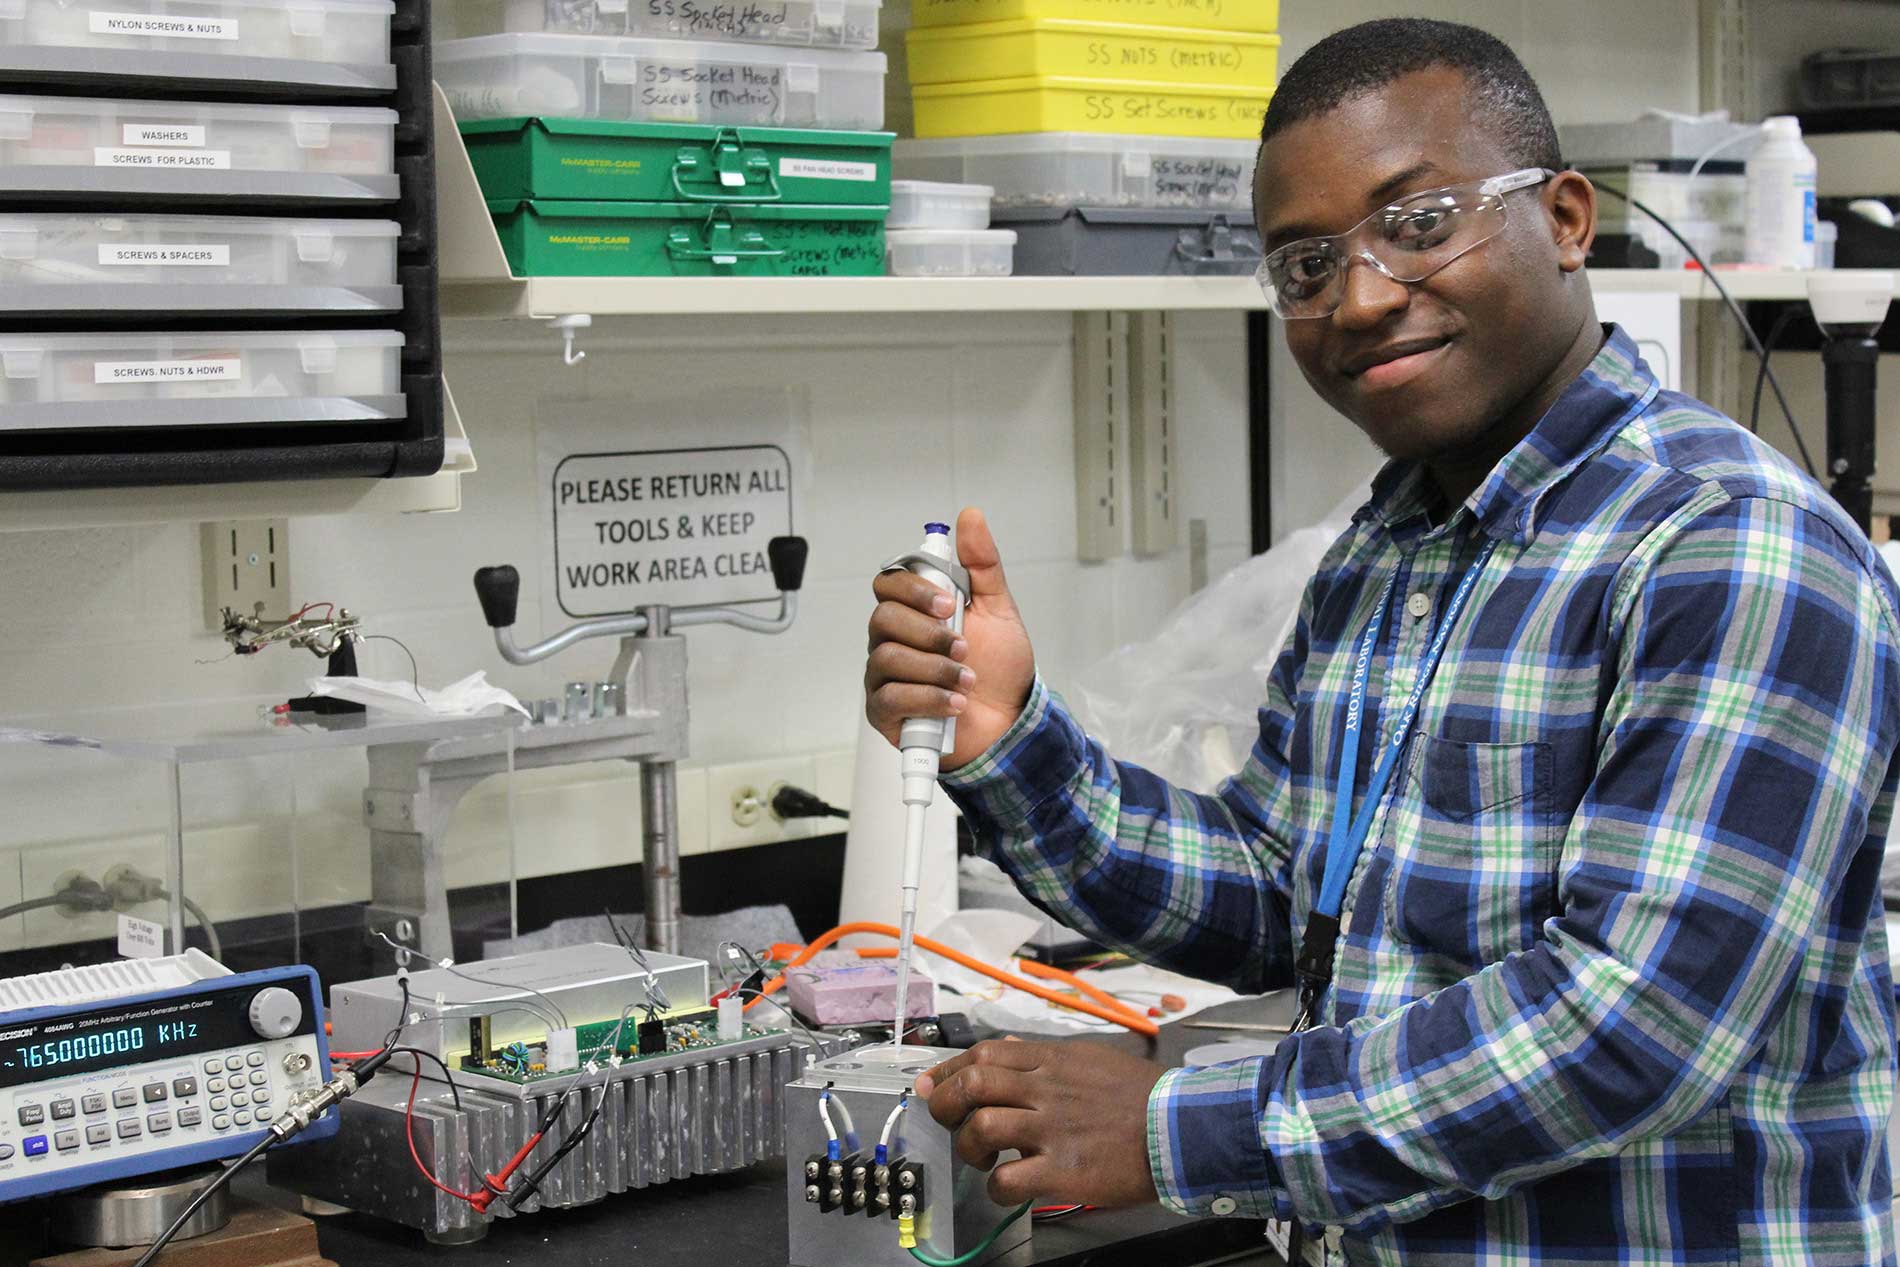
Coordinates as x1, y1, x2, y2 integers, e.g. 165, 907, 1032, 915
357, 538, 807, 964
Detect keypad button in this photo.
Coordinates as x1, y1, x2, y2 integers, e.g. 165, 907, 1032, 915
50, 1100, 75, 1121
178, 1108, 203, 1128
171, 1077, 198, 1099
141, 1084, 167, 1104
209, 1096, 228, 1112
245, 1051, 265, 1068
22, 1136, 47, 1158
202, 1059, 221, 1075
0, 1144, 14, 1160
112, 1089, 137, 1110
207, 1078, 225, 1094
212, 1115, 231, 1132
85, 1125, 110, 1146
147, 1112, 171, 1133
224, 1056, 244, 1072
249, 1071, 268, 1088
232, 1111, 252, 1127
230, 1092, 250, 1108
81, 1094, 107, 1115
54, 1131, 78, 1153
116, 1120, 141, 1140
16, 1105, 44, 1127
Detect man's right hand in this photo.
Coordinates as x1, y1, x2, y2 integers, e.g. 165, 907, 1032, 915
865, 508, 1036, 771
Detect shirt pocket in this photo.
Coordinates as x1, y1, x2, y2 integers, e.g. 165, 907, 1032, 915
1381, 735, 1560, 965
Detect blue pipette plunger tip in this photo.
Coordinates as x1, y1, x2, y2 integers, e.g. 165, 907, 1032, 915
925, 522, 950, 535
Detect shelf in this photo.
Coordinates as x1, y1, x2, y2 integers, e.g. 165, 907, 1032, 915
432, 89, 1898, 319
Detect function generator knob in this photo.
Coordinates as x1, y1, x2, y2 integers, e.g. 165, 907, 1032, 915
248, 987, 303, 1041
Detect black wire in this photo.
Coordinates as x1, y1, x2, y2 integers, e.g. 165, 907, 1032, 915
506, 1084, 607, 1211
389, 1045, 495, 1190
129, 1133, 274, 1267
1592, 184, 1820, 478
361, 633, 424, 702
1750, 307, 1803, 437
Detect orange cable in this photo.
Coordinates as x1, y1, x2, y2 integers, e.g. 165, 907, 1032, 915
746, 921, 1159, 1038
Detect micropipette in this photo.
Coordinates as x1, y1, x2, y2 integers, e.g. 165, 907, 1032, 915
880, 523, 971, 1050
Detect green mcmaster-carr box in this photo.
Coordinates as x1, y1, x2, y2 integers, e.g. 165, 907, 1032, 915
486, 199, 889, 277
462, 118, 895, 207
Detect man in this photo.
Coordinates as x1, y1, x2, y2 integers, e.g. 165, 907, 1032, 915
863, 18, 1900, 1267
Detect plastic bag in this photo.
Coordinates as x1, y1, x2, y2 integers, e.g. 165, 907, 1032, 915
1067, 484, 1368, 793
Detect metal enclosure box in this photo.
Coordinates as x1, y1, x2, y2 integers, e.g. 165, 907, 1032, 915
787, 1047, 1032, 1267
328, 944, 711, 1067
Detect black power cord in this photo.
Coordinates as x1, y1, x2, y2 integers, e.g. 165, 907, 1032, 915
1751, 306, 1804, 437
1593, 184, 1821, 479
771, 784, 850, 822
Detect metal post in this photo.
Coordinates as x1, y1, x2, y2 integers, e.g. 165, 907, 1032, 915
165, 761, 186, 955
640, 761, 682, 956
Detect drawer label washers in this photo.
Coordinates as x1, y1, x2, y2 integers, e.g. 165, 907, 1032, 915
89, 12, 239, 40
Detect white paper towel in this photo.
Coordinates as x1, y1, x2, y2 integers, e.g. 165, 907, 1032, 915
838, 714, 959, 940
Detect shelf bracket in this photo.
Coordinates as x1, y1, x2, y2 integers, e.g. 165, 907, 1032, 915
548, 313, 592, 366
1128, 311, 1179, 557
1072, 311, 1128, 562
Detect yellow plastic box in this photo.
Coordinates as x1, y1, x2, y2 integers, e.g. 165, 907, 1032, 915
913, 75, 1270, 139
907, 20, 1279, 89
909, 0, 1277, 34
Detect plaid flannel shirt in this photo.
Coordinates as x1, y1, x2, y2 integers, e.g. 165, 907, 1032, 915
944, 327, 1900, 1265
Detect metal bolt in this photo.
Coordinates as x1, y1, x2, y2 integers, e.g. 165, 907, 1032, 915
828, 1186, 844, 1205
393, 918, 415, 943
1835, 458, 1851, 475
899, 1195, 916, 1216
874, 1164, 890, 1187
804, 1161, 820, 1181
805, 1185, 821, 1204
898, 1170, 916, 1190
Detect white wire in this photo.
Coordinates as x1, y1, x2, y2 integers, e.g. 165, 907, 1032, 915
819, 1089, 840, 1145
880, 1095, 908, 1152
1686, 124, 1762, 184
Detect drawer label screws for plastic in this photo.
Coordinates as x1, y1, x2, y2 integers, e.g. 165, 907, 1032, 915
100, 244, 231, 268
94, 358, 241, 385
780, 157, 877, 183
548, 444, 796, 618
94, 148, 231, 171
90, 11, 238, 40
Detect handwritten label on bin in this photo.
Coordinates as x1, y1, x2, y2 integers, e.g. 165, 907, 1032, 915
551, 445, 794, 618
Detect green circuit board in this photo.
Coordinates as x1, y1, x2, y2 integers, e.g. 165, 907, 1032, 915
457, 1010, 771, 1086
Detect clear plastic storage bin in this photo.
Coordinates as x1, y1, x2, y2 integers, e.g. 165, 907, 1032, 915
885, 227, 1016, 276
433, 34, 886, 129
443, 0, 882, 51
0, 213, 402, 312
896, 132, 1255, 211
0, 330, 406, 431
0, 0, 396, 91
889, 179, 992, 229
0, 94, 400, 201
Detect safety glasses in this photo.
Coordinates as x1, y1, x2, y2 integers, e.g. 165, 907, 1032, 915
1256, 168, 1555, 319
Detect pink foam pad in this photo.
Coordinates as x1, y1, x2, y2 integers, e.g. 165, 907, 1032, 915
785, 960, 937, 1026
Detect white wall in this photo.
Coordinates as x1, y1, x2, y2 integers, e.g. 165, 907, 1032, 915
0, 311, 1251, 948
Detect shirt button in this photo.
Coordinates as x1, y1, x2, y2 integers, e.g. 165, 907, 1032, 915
1407, 591, 1433, 620
1210, 1197, 1239, 1217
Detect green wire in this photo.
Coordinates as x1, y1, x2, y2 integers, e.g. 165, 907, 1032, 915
905, 1202, 1033, 1267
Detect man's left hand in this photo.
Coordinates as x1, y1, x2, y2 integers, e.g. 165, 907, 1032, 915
917, 1039, 1167, 1208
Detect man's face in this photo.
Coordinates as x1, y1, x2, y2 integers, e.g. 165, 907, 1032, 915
1254, 66, 1580, 464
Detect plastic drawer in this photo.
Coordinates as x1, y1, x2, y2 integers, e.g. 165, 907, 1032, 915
1800, 48, 1900, 110
896, 132, 1254, 211
0, 330, 407, 432
0, 94, 399, 204
906, 20, 1278, 89
443, 0, 882, 51
912, 75, 1268, 139
910, 0, 1277, 33
886, 227, 1014, 276
889, 179, 991, 229
0, 213, 402, 314
460, 117, 892, 205
993, 204, 1259, 275
0, 0, 395, 92
486, 197, 887, 276
434, 33, 885, 129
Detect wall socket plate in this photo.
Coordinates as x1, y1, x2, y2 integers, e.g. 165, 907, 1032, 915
202, 519, 290, 632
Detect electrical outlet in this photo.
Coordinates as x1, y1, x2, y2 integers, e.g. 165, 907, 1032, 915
708, 758, 818, 852
202, 519, 290, 631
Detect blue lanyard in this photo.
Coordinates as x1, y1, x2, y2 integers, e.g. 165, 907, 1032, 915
1315, 539, 1499, 922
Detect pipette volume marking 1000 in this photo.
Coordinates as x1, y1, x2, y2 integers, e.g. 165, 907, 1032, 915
881, 523, 970, 1051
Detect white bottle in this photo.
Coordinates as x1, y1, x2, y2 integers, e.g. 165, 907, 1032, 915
1745, 116, 1818, 270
